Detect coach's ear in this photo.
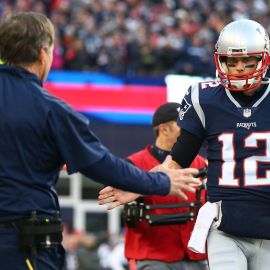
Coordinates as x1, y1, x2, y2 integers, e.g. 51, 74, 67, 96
37, 47, 53, 82
36, 48, 46, 81
38, 47, 47, 65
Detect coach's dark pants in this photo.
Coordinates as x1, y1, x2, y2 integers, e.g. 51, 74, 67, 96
0, 227, 65, 270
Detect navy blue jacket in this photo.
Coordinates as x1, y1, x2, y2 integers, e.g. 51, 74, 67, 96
0, 65, 169, 221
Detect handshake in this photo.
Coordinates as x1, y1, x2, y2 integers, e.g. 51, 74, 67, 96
98, 155, 204, 210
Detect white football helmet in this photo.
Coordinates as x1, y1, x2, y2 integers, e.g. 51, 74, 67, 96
215, 19, 270, 91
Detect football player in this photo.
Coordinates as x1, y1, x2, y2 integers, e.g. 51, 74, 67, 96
171, 19, 270, 270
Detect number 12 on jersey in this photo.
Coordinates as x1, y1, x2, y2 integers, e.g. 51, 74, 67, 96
218, 132, 270, 187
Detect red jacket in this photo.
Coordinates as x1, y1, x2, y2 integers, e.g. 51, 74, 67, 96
125, 145, 207, 262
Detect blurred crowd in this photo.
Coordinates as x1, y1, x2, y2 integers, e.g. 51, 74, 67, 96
1, 0, 270, 77
63, 226, 128, 270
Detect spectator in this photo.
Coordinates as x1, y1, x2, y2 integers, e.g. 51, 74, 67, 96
97, 233, 128, 270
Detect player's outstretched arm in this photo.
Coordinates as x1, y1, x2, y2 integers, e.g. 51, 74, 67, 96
98, 186, 140, 210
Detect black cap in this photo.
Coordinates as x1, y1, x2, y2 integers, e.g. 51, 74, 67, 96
152, 102, 180, 127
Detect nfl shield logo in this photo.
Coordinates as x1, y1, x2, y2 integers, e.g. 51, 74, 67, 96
243, 108, 252, 118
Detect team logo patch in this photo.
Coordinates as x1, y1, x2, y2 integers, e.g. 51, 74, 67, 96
179, 98, 191, 120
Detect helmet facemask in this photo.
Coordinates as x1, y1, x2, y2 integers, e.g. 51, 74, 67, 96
215, 51, 269, 92
215, 19, 270, 92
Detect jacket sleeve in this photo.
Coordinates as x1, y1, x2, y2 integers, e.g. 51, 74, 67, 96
80, 151, 170, 196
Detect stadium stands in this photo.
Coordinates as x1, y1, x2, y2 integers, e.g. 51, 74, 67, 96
1, 0, 269, 77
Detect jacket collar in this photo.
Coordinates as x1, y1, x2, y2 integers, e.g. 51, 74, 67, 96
0, 64, 43, 86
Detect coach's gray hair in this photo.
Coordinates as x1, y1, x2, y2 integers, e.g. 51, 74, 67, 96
0, 12, 54, 65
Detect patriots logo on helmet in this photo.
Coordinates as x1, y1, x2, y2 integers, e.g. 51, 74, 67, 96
179, 98, 191, 120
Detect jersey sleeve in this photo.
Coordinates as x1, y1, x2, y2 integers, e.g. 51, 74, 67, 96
81, 152, 170, 195
48, 100, 108, 174
177, 84, 205, 139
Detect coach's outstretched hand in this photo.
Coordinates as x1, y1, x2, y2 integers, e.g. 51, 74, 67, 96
98, 155, 200, 209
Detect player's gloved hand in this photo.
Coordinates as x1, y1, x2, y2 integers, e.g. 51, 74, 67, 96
98, 186, 140, 210
151, 155, 201, 200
